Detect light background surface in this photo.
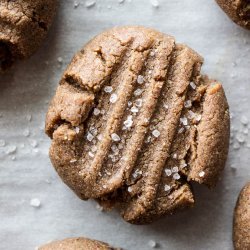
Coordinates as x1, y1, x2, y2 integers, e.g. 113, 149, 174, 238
0, 0, 250, 249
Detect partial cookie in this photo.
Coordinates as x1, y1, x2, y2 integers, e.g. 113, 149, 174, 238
38, 237, 119, 250
216, 0, 250, 29
45, 26, 230, 224
233, 182, 250, 250
0, 0, 58, 72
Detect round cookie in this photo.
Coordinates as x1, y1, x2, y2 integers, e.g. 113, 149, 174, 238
38, 237, 119, 250
0, 0, 58, 72
216, 0, 250, 29
45, 26, 230, 224
233, 182, 250, 250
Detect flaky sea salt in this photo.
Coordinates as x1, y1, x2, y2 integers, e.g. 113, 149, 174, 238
199, 171, 205, 177
110, 93, 118, 103
187, 110, 196, 119
111, 133, 120, 142
134, 89, 143, 96
135, 99, 143, 107
104, 86, 113, 93
137, 75, 144, 84
180, 117, 188, 126
23, 129, 30, 137
195, 114, 202, 122
148, 239, 157, 248
150, 0, 159, 8
150, 51, 155, 57
93, 108, 101, 116
184, 100, 192, 108
74, 1, 79, 8
172, 153, 177, 159
30, 140, 38, 148
173, 173, 180, 180
57, 57, 63, 63
85, 0, 96, 8
6, 145, 16, 155
128, 186, 133, 192
233, 141, 240, 150
75, 127, 80, 133
96, 204, 104, 211
131, 106, 139, 113
172, 166, 179, 173
236, 133, 245, 143
164, 184, 171, 192
165, 168, 172, 176
178, 127, 185, 134
128, 101, 132, 107
124, 115, 133, 128
152, 129, 160, 138
30, 198, 41, 208
97, 134, 103, 141
111, 145, 119, 154
180, 162, 187, 169
88, 151, 94, 158
87, 132, 94, 142
240, 115, 248, 125
190, 82, 197, 89
91, 145, 98, 152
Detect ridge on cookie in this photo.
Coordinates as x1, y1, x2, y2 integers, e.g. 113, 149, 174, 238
45, 26, 230, 224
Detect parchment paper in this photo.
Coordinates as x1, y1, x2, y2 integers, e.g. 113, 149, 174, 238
1, 1, 250, 249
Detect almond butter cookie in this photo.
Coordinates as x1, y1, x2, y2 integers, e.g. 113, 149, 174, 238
0, 0, 58, 72
45, 26, 230, 224
216, 0, 250, 29
38, 237, 119, 250
233, 182, 250, 250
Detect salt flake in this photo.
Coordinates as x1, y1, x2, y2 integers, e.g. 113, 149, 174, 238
111, 133, 120, 142
30, 198, 41, 208
137, 75, 144, 84
152, 129, 160, 138
110, 93, 118, 103
104, 86, 113, 93
199, 171, 205, 177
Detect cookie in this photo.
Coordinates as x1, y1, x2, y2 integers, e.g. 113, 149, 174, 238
0, 0, 58, 72
45, 26, 230, 224
38, 237, 119, 250
233, 182, 250, 250
216, 0, 250, 29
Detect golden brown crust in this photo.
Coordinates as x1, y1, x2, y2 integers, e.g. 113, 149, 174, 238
38, 237, 119, 250
233, 182, 250, 250
45, 26, 230, 224
0, 0, 58, 72
216, 0, 250, 29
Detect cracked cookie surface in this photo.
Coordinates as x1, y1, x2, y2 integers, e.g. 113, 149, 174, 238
233, 182, 250, 250
45, 26, 230, 224
0, 0, 58, 72
38, 237, 119, 250
216, 0, 250, 29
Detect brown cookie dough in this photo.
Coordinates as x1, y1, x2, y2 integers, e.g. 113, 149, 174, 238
233, 182, 250, 250
216, 0, 250, 29
45, 26, 230, 224
38, 237, 119, 250
0, 0, 58, 72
